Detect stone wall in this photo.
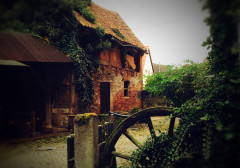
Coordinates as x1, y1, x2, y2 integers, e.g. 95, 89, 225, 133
141, 91, 172, 109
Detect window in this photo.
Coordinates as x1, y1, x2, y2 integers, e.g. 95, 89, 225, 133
124, 81, 130, 97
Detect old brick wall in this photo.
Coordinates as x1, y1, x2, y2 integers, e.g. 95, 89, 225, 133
50, 45, 144, 128
52, 72, 75, 130
90, 46, 143, 114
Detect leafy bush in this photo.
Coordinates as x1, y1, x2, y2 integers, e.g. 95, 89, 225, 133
144, 60, 209, 107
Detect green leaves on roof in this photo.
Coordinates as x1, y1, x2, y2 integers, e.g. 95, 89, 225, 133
111, 28, 126, 40
79, 7, 96, 24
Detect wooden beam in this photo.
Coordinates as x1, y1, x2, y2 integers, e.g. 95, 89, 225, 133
124, 130, 143, 148
146, 117, 156, 139
112, 151, 132, 160
148, 48, 154, 73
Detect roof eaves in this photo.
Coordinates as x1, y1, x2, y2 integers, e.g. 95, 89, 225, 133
111, 36, 147, 53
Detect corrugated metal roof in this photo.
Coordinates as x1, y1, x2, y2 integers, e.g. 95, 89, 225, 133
0, 32, 72, 63
0, 59, 28, 66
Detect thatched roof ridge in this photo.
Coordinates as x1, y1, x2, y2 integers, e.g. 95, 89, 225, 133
74, 2, 146, 51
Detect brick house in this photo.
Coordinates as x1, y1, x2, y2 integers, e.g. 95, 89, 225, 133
0, 3, 146, 137
73, 3, 146, 114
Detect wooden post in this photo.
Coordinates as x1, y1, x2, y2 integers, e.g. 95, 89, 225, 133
148, 48, 154, 73
44, 70, 53, 132
45, 93, 52, 132
31, 110, 36, 132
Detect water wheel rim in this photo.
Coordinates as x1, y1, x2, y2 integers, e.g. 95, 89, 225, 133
102, 106, 174, 167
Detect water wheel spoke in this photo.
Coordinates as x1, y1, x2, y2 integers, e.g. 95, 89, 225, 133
146, 117, 156, 139
102, 107, 175, 167
124, 130, 143, 148
111, 151, 132, 161
168, 117, 176, 136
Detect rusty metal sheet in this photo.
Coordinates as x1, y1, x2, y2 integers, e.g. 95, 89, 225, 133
0, 59, 28, 66
0, 32, 72, 63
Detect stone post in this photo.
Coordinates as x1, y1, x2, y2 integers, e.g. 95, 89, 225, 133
74, 113, 98, 168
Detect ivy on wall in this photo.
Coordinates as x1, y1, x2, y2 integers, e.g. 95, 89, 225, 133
0, 0, 112, 108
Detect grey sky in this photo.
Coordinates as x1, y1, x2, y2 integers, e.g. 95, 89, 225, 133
92, 0, 210, 65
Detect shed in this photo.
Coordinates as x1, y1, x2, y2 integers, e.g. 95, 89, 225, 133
0, 32, 73, 137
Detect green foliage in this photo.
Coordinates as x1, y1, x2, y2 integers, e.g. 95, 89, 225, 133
132, 0, 240, 167
66, 0, 95, 23
96, 26, 105, 38
111, 27, 126, 40
144, 60, 209, 107
0, 0, 110, 108
96, 26, 112, 50
79, 7, 96, 23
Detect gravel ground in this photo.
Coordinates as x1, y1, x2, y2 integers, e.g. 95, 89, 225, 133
0, 133, 70, 168
0, 117, 178, 168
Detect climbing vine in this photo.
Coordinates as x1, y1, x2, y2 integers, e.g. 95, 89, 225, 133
0, 0, 111, 108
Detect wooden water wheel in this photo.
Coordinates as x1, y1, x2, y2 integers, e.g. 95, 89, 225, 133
101, 106, 178, 168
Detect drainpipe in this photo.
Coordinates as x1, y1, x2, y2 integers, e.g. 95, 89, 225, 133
148, 48, 154, 73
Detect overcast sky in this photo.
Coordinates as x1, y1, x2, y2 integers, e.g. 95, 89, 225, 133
92, 0, 210, 65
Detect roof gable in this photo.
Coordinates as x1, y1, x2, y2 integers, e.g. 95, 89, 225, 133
74, 2, 146, 51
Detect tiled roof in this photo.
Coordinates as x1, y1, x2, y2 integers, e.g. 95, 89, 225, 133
0, 32, 72, 63
74, 2, 146, 51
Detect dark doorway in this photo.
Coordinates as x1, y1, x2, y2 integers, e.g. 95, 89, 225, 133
100, 82, 110, 114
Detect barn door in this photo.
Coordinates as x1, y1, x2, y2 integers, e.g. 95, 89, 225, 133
100, 82, 110, 114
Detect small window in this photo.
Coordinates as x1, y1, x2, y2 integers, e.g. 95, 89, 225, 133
124, 81, 130, 97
